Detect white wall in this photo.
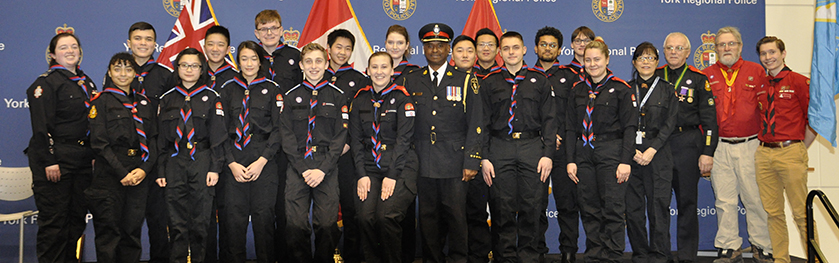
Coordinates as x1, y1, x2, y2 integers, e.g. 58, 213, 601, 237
766, 0, 839, 260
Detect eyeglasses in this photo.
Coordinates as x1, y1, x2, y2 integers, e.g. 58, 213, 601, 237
716, 41, 740, 49
478, 42, 496, 48
257, 26, 281, 34
636, 56, 657, 62
664, 46, 688, 52
178, 63, 201, 70
539, 42, 558, 49
572, 39, 592, 45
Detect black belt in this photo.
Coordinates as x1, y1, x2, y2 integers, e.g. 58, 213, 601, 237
673, 125, 699, 133
53, 138, 89, 146
491, 130, 540, 140
760, 140, 801, 148
112, 146, 141, 157
720, 136, 758, 144
576, 132, 622, 142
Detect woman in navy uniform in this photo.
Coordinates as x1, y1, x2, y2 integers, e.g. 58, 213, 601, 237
350, 51, 417, 263
624, 42, 679, 263
217, 41, 282, 263
565, 38, 637, 263
26, 32, 96, 263
155, 48, 226, 263
87, 52, 157, 263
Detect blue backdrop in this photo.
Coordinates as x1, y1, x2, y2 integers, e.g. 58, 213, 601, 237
0, 0, 764, 261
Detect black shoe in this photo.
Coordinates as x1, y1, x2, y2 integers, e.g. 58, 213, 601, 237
560, 252, 576, 263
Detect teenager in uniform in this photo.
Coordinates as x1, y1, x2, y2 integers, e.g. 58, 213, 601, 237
281, 43, 348, 263
325, 29, 368, 263
451, 35, 491, 263
26, 32, 96, 263
218, 41, 282, 263
202, 24, 237, 263
155, 48, 226, 263
205, 25, 238, 90
253, 10, 300, 259
624, 42, 679, 263
654, 32, 717, 263
473, 28, 500, 78
87, 52, 157, 263
481, 31, 556, 263
566, 38, 637, 263
125, 22, 173, 263
567, 26, 595, 76
350, 51, 418, 263
755, 36, 817, 263
402, 23, 483, 263
384, 25, 420, 262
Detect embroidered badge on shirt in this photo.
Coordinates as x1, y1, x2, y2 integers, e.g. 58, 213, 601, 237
88, 105, 98, 119
405, 102, 415, 117
34, 86, 43, 98
202, 96, 209, 102
216, 102, 224, 116
276, 94, 284, 109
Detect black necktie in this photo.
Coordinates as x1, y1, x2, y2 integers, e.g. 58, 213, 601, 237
432, 71, 439, 87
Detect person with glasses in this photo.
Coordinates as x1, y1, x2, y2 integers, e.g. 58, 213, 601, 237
624, 42, 679, 263
754, 36, 816, 263
473, 28, 500, 78
155, 48, 226, 263
703, 26, 773, 263
567, 26, 596, 76
565, 37, 636, 263
654, 32, 718, 263
481, 31, 556, 263
27, 32, 96, 263
402, 23, 483, 263
253, 10, 298, 260
124, 22, 174, 263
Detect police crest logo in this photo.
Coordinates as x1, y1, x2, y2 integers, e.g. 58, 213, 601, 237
383, 0, 416, 21
46, 24, 77, 65
693, 31, 717, 70
283, 27, 301, 47
591, 0, 623, 23
163, 0, 183, 17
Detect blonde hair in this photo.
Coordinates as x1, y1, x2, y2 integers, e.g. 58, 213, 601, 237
584, 36, 608, 58
300, 42, 327, 61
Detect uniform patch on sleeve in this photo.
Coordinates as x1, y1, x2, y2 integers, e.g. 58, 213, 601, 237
216, 102, 224, 116
34, 86, 43, 98
405, 103, 415, 117
88, 105, 97, 119
341, 105, 349, 120
276, 94, 284, 110
705, 81, 711, 91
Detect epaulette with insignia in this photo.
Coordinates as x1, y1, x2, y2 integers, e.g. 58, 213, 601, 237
354, 86, 371, 99
39, 68, 57, 78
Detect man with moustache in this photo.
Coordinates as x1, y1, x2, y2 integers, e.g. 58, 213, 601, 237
654, 32, 718, 263
402, 23, 483, 263
703, 26, 773, 263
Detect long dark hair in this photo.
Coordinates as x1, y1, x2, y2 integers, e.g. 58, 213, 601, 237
172, 48, 210, 87
236, 40, 271, 77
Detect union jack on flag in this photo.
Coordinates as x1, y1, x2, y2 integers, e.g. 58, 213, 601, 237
158, 0, 219, 68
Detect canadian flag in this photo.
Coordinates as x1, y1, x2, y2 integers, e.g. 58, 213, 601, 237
461, 0, 504, 66
298, 0, 373, 71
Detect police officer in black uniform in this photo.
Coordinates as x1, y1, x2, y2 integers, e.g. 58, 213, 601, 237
87, 52, 157, 263
26, 32, 96, 263
402, 23, 483, 263
481, 31, 556, 263
125, 22, 174, 263
624, 42, 679, 263
324, 29, 369, 263
350, 51, 418, 263
155, 48, 226, 263
281, 43, 348, 263
565, 39, 637, 263
654, 32, 717, 263
205, 25, 239, 90
218, 41, 282, 263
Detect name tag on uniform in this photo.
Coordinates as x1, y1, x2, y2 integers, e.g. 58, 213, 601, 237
636, 131, 643, 145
